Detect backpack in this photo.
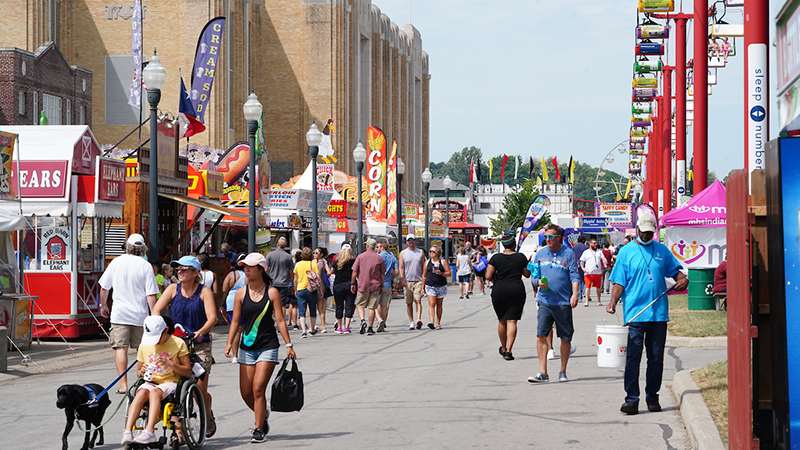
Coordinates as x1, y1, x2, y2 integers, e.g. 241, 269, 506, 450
306, 262, 322, 291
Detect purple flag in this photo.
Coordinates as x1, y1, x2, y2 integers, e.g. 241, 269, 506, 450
127, 0, 143, 108
190, 17, 226, 124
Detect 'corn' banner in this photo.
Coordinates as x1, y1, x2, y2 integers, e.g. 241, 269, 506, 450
367, 126, 387, 221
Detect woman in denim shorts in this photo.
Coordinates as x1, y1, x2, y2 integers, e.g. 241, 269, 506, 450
421, 245, 451, 330
225, 253, 296, 444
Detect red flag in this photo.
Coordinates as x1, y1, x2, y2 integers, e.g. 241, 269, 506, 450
470, 159, 475, 183
501, 154, 509, 179
552, 156, 560, 181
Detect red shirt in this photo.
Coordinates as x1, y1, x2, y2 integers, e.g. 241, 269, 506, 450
351, 250, 386, 292
602, 249, 613, 269
713, 261, 727, 293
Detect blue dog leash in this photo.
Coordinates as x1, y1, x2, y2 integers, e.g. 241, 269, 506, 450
83, 360, 137, 408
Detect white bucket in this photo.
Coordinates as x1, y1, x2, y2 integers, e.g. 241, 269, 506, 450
596, 325, 629, 368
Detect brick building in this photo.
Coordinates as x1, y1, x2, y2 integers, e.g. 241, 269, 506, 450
0, 0, 430, 204
0, 42, 92, 127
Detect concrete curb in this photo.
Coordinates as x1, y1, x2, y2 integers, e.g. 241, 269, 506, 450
672, 369, 726, 450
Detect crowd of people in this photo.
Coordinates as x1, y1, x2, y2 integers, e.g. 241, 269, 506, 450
100, 212, 690, 446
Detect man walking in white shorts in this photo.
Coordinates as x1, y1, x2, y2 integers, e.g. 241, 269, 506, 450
399, 235, 425, 330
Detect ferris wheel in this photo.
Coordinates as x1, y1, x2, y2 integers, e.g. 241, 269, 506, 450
593, 139, 643, 204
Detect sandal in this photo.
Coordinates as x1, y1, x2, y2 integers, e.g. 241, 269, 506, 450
169, 434, 186, 446
205, 410, 217, 438
436, 325, 442, 330
116, 388, 128, 395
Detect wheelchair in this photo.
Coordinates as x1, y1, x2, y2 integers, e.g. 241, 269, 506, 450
125, 332, 207, 450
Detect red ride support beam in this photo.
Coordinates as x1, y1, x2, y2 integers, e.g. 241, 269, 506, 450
662, 67, 673, 215
693, 0, 708, 194
644, 139, 652, 204
653, 99, 662, 214
674, 17, 689, 204
744, 0, 768, 180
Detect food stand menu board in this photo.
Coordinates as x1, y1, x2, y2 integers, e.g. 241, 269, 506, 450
40, 227, 71, 272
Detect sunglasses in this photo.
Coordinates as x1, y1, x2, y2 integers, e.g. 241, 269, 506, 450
176, 267, 194, 273
429, 250, 436, 253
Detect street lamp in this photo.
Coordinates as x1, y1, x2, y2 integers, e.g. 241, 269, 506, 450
443, 175, 453, 269
142, 48, 166, 262
243, 91, 262, 253
422, 168, 432, 252
306, 122, 323, 250
353, 142, 367, 254
396, 157, 405, 253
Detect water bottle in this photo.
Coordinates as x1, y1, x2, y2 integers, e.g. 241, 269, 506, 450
24, 256, 30, 270
532, 262, 541, 279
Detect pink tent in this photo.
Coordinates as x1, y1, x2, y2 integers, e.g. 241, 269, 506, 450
659, 180, 726, 227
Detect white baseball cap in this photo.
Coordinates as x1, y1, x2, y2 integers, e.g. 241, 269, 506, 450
127, 233, 146, 247
141, 315, 167, 345
637, 213, 657, 233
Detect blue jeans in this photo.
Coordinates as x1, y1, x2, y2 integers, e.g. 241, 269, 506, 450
296, 289, 317, 318
624, 321, 667, 403
578, 272, 585, 299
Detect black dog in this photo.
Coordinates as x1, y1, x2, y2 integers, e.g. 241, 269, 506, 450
56, 383, 112, 450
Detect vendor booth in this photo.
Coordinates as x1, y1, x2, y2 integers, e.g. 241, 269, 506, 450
659, 180, 727, 269
659, 180, 726, 310
0, 125, 125, 338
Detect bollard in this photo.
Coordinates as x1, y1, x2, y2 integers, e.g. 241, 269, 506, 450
0, 326, 7, 372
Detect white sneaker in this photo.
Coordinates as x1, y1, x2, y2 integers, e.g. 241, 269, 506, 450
547, 349, 556, 360
231, 356, 238, 364
570, 344, 577, 355
133, 429, 157, 444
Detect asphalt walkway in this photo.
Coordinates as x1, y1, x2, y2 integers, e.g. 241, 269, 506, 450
0, 283, 727, 449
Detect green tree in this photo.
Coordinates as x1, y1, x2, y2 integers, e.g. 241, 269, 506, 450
489, 179, 551, 235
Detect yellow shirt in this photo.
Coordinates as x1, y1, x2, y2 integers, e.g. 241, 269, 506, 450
293, 260, 318, 291
137, 335, 189, 384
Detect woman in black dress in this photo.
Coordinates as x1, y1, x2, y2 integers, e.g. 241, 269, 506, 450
485, 232, 530, 361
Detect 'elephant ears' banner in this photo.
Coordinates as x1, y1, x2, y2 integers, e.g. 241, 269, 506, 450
517, 195, 550, 251
366, 127, 387, 221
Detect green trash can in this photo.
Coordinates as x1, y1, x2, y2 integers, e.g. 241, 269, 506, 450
688, 267, 716, 310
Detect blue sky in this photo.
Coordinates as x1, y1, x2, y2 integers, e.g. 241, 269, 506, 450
374, 0, 782, 180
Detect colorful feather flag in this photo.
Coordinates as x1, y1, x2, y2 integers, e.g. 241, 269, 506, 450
624, 178, 632, 199
501, 154, 509, 179
470, 159, 475, 184
536, 176, 542, 185
541, 157, 548, 182
613, 180, 623, 201
514, 156, 519, 180
552, 156, 560, 181
476, 158, 483, 182
569, 156, 575, 183
489, 155, 494, 181
528, 156, 534, 178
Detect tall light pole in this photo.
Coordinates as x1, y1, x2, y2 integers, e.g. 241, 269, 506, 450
353, 142, 367, 255
396, 157, 405, 253
306, 122, 322, 250
243, 91, 262, 253
142, 49, 166, 262
422, 168, 432, 252
443, 175, 453, 268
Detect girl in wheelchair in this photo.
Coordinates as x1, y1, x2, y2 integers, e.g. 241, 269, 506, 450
121, 315, 192, 446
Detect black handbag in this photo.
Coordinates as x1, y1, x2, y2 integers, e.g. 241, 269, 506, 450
270, 357, 304, 412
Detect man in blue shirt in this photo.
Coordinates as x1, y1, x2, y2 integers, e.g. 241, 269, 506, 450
607, 213, 688, 415
528, 223, 580, 383
219, 243, 238, 266
376, 240, 398, 333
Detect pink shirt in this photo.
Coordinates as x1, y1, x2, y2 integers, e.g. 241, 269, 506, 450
351, 250, 386, 292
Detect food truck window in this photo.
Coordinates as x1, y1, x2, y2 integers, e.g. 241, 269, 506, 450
22, 216, 69, 272
78, 217, 104, 273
